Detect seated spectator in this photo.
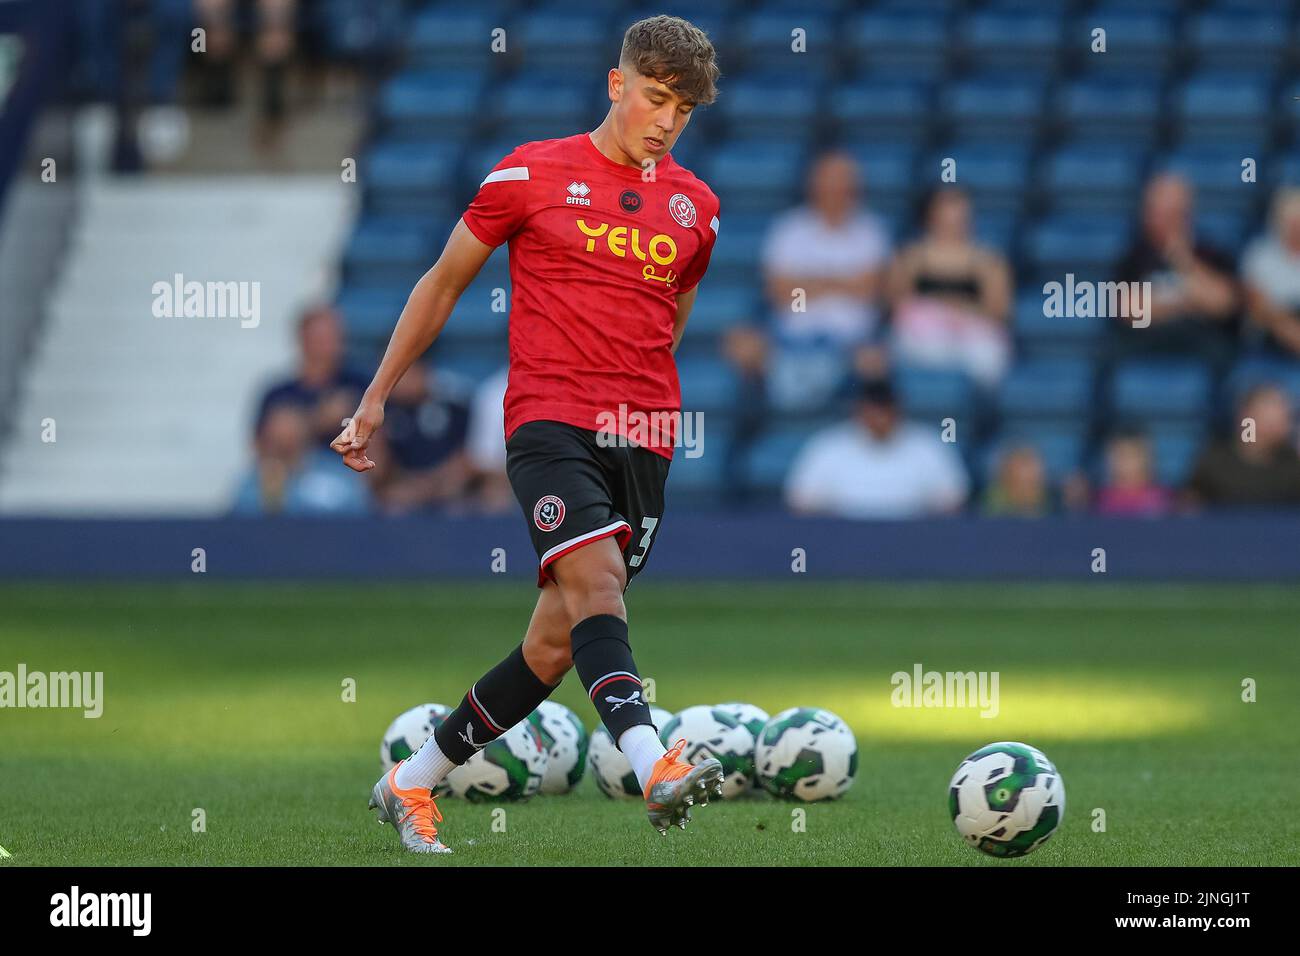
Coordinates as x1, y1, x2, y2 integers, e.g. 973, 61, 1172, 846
887, 187, 1013, 389
983, 444, 1051, 517
1242, 187, 1300, 359
369, 364, 473, 514
1111, 173, 1239, 372
232, 404, 371, 514
464, 367, 516, 514
784, 377, 969, 519
1094, 430, 1172, 517
1185, 384, 1300, 508
255, 304, 369, 446
738, 151, 891, 411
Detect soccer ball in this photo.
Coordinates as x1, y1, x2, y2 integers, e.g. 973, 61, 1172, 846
445, 720, 547, 802
586, 706, 674, 799
715, 701, 770, 740
527, 701, 589, 794
948, 741, 1065, 858
587, 726, 640, 798
658, 705, 755, 799
380, 703, 451, 772
755, 707, 857, 801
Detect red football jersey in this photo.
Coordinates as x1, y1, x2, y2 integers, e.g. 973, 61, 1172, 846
460, 132, 720, 459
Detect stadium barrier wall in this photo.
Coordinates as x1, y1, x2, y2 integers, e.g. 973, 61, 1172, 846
0, 514, 1294, 581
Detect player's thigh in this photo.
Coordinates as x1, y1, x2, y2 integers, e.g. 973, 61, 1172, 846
611, 445, 671, 581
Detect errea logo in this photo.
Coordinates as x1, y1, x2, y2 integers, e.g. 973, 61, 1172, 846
565, 182, 591, 206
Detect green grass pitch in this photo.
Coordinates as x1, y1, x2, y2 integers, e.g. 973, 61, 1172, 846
1, 581, 1296, 866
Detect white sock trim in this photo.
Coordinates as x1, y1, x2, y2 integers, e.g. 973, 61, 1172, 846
395, 736, 456, 791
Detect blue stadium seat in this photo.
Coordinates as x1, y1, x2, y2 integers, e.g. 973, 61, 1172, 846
831, 77, 932, 145
676, 356, 740, 414
744, 425, 818, 493
406, 12, 500, 71
1023, 215, 1129, 283
686, 283, 761, 339
1228, 357, 1300, 406
894, 366, 975, 423
489, 72, 603, 142
1072, 11, 1176, 73
444, 283, 510, 343
1111, 360, 1214, 421
1146, 425, 1208, 487
364, 140, 461, 218
705, 212, 769, 280
342, 216, 442, 288
1013, 287, 1109, 360
514, 11, 612, 73
841, 141, 919, 220
699, 141, 806, 214
731, 13, 838, 73
1159, 145, 1265, 217
378, 71, 484, 139
960, 12, 1063, 71
844, 12, 949, 74
715, 74, 823, 132
927, 143, 1032, 214
998, 359, 1095, 421
1057, 76, 1162, 145
1188, 12, 1289, 70
335, 285, 407, 341
1040, 144, 1148, 214
945, 76, 1048, 144
1175, 73, 1274, 143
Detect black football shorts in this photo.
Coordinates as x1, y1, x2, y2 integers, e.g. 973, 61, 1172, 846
505, 420, 671, 587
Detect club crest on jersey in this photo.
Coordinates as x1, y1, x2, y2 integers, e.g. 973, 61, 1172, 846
565, 182, 591, 206
668, 192, 697, 228
534, 495, 565, 532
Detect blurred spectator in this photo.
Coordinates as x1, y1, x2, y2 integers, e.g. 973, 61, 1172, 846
784, 377, 969, 519
74, 0, 195, 171
232, 404, 370, 514
1242, 188, 1300, 359
1185, 384, 1300, 508
464, 367, 515, 514
887, 187, 1012, 388
983, 444, 1051, 517
1112, 173, 1238, 370
255, 304, 369, 446
195, 0, 296, 128
370, 364, 472, 514
1094, 430, 1172, 517
739, 151, 891, 411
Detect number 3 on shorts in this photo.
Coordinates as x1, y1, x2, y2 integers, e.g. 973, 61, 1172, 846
628, 516, 660, 568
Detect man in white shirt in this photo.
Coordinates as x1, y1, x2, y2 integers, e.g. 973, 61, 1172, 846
737, 151, 892, 411
785, 377, 969, 519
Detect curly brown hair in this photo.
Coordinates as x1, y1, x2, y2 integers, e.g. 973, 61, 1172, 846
619, 15, 720, 106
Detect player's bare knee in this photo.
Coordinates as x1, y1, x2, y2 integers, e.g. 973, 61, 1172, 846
525, 640, 572, 684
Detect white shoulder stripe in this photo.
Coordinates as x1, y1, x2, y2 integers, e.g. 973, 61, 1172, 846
480, 166, 529, 186
709, 215, 720, 234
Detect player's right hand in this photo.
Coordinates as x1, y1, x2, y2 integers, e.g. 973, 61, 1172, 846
331, 399, 384, 472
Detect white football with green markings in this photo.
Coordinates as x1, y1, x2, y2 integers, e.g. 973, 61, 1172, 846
948, 741, 1065, 858
755, 707, 857, 801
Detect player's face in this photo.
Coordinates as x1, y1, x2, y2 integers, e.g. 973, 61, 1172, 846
612, 67, 695, 165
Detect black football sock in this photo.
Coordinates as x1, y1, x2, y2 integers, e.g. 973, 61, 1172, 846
433, 644, 558, 764
571, 614, 654, 744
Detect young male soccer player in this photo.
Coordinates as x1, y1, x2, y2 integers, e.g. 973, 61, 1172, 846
331, 16, 723, 853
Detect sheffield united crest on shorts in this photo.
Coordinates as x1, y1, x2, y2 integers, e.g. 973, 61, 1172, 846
534, 495, 565, 532
668, 192, 697, 228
